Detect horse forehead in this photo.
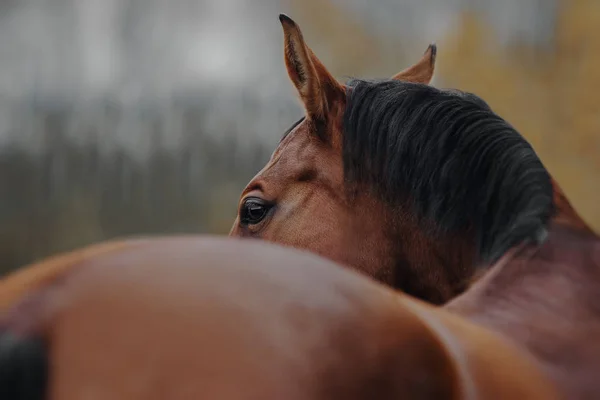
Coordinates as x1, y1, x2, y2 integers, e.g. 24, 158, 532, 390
264, 131, 328, 178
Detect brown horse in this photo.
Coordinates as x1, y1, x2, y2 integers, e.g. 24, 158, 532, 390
230, 14, 596, 304
0, 235, 557, 399
228, 14, 600, 399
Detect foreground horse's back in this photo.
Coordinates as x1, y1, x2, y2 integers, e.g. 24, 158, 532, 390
0, 236, 555, 399
0, 240, 148, 311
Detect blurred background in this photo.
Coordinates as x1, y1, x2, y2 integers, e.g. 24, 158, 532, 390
0, 0, 598, 275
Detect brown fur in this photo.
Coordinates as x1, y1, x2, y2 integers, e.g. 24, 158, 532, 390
446, 224, 600, 399
0, 239, 148, 312
0, 236, 557, 399
279, 14, 346, 144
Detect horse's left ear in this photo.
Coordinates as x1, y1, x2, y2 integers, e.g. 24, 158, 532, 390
279, 14, 345, 123
392, 44, 437, 84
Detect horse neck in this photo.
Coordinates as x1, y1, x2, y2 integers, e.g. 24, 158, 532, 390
387, 210, 477, 305
445, 181, 597, 309
445, 222, 600, 398
446, 220, 600, 323
388, 182, 596, 306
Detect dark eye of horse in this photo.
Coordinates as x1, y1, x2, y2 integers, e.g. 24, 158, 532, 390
240, 198, 272, 226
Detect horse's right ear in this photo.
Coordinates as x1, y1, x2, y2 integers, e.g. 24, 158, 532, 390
279, 14, 345, 123
392, 44, 437, 84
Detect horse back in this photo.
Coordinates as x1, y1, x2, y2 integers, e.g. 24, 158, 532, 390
0, 239, 149, 312
0, 236, 557, 399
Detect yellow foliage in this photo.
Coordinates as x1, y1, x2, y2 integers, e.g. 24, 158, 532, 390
437, 2, 600, 231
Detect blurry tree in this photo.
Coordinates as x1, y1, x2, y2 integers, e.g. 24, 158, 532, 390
438, 0, 600, 231
0, 101, 267, 276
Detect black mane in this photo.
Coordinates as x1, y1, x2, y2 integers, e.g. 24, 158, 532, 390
342, 79, 554, 264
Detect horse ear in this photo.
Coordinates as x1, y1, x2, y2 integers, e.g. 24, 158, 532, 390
392, 44, 437, 84
279, 14, 345, 122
